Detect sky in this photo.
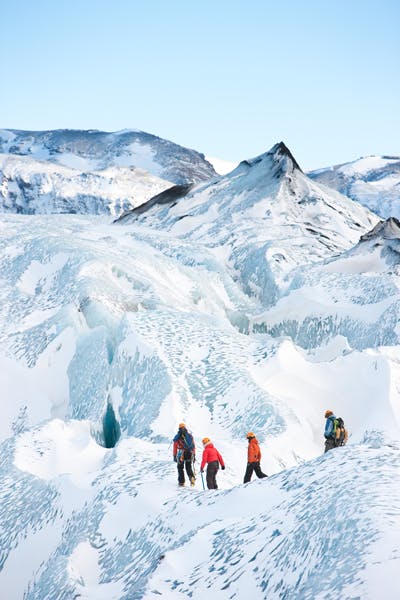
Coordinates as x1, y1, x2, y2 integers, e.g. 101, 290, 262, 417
1, 0, 399, 171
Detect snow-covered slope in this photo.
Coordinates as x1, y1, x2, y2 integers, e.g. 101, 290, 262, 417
0, 153, 171, 215
1, 142, 400, 599
308, 155, 400, 219
143, 437, 400, 599
3, 420, 399, 599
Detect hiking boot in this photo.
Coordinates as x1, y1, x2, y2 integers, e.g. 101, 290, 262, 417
190, 477, 195, 487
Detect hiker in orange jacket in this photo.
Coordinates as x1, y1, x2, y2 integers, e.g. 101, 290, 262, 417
243, 432, 268, 483
200, 437, 225, 489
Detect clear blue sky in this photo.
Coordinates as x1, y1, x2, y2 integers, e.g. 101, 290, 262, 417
1, 0, 399, 170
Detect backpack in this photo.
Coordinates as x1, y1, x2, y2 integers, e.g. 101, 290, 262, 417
333, 417, 348, 446
181, 431, 195, 452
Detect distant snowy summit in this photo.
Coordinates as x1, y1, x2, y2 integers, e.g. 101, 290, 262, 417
0, 128, 216, 183
0, 128, 217, 215
308, 155, 400, 219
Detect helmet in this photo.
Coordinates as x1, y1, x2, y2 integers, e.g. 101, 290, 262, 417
246, 432, 255, 439
324, 410, 333, 418
202, 437, 210, 445
178, 422, 186, 429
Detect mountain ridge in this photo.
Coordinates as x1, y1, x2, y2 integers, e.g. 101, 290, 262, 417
0, 128, 217, 215
0, 127, 217, 183
308, 154, 400, 218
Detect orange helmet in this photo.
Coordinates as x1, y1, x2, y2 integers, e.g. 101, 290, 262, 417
202, 437, 210, 445
324, 410, 333, 418
246, 432, 255, 439
178, 422, 186, 429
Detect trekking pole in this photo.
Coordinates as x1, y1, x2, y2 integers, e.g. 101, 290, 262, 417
200, 471, 205, 490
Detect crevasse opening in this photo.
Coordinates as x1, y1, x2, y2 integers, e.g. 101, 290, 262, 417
101, 402, 121, 448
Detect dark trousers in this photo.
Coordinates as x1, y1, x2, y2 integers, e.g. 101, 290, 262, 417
324, 438, 337, 453
243, 461, 268, 483
206, 461, 219, 489
177, 451, 195, 484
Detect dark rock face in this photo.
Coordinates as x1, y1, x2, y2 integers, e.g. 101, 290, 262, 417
273, 141, 303, 173
360, 217, 400, 242
116, 184, 193, 222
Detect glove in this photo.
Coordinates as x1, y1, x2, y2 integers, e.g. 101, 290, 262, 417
221, 466, 225, 470
173, 456, 177, 462
200, 469, 204, 473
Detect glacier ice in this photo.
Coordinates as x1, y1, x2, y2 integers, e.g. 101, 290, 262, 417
1, 141, 400, 598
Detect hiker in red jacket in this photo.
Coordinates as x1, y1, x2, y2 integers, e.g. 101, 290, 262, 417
200, 437, 225, 489
243, 432, 268, 483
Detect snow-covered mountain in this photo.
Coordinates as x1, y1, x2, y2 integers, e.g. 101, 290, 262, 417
308, 155, 400, 219
119, 142, 378, 306
0, 128, 217, 215
0, 128, 217, 184
1, 141, 400, 599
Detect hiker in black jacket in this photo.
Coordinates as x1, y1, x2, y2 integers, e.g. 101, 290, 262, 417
173, 423, 196, 487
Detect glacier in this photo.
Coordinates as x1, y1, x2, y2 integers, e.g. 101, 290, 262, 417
0, 140, 400, 599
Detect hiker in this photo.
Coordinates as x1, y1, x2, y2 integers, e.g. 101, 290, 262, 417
173, 423, 196, 487
324, 410, 337, 452
243, 432, 268, 483
200, 437, 225, 489
324, 410, 348, 452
